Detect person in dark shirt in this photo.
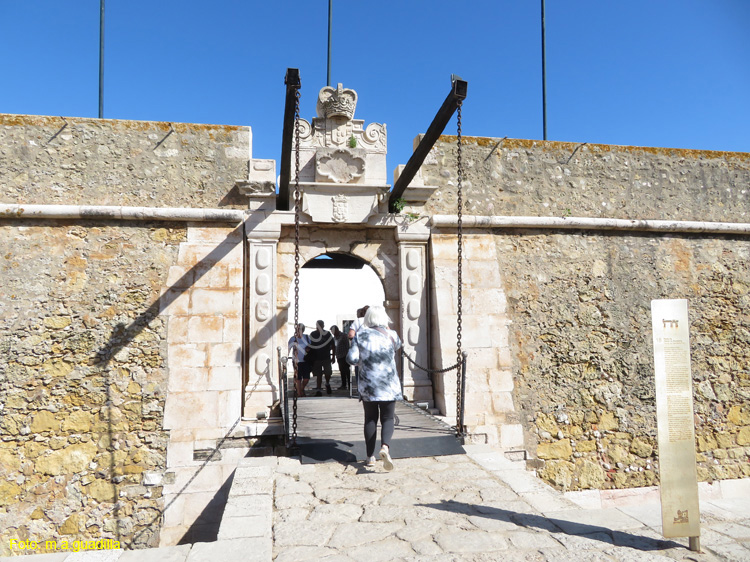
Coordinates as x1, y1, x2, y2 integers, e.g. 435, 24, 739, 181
331, 325, 350, 390
309, 320, 335, 395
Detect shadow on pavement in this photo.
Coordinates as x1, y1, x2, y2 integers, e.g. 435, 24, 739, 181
419, 500, 685, 552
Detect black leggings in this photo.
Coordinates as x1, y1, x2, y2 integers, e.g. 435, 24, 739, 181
363, 401, 395, 457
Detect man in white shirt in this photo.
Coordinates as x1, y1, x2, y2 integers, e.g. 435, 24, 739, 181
288, 323, 311, 397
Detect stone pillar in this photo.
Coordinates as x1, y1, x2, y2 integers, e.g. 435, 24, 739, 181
396, 223, 433, 405
244, 219, 281, 418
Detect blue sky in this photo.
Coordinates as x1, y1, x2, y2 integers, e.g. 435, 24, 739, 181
2, 1, 748, 182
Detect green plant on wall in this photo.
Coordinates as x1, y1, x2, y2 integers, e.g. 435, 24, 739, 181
348, 135, 357, 148
392, 197, 406, 213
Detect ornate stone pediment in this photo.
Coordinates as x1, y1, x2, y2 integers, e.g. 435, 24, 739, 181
292, 83, 390, 223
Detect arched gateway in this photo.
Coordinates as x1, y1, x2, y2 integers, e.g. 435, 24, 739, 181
241, 82, 434, 420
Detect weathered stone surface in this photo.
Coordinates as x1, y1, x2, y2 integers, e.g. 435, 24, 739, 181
0, 221, 175, 550
0, 115, 249, 209
434, 529, 509, 553
35, 442, 98, 476
420, 137, 750, 490
537, 440, 573, 460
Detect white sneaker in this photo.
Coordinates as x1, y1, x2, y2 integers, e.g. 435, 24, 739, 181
366, 456, 377, 467
379, 445, 393, 472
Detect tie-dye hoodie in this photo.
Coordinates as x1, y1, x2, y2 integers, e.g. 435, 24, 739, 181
347, 326, 403, 401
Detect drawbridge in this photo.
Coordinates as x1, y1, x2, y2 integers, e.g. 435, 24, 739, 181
291, 387, 465, 464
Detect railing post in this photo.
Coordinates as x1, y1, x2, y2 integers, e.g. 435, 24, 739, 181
277, 347, 289, 448
459, 352, 468, 443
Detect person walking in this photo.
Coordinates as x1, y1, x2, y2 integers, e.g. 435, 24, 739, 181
331, 325, 350, 390
309, 320, 335, 396
287, 323, 311, 397
348, 305, 369, 395
348, 305, 369, 340
346, 306, 402, 471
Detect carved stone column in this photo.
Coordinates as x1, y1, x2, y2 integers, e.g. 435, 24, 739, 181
244, 219, 281, 418
396, 223, 433, 405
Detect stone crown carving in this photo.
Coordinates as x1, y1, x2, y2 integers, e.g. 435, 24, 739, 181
316, 84, 357, 120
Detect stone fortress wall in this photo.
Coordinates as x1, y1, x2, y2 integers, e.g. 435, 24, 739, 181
1, 112, 750, 554
0, 114, 250, 554
420, 136, 750, 490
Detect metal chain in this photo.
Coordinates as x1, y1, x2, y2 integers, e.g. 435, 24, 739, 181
402, 349, 461, 375
291, 88, 301, 445
455, 100, 464, 436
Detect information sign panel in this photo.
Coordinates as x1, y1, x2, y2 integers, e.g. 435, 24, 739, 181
651, 299, 700, 540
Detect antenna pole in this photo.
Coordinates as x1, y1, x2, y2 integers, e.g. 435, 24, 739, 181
327, 0, 332, 86
99, 0, 105, 119
541, 0, 547, 140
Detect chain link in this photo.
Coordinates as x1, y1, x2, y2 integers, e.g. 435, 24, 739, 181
455, 100, 464, 437
402, 349, 461, 375
291, 88, 301, 445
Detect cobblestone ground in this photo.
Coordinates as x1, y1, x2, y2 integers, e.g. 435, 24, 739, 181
272, 447, 750, 562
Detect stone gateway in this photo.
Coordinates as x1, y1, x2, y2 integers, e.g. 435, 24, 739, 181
1, 84, 749, 551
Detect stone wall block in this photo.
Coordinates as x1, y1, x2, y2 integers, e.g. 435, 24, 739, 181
463, 235, 497, 260
489, 324, 511, 349
222, 314, 242, 343
431, 287, 456, 314
492, 370, 515, 393
167, 266, 194, 288
167, 344, 208, 369
208, 343, 242, 367
207, 366, 243, 392
161, 493, 187, 528
30, 410, 59, 433
465, 288, 507, 315
490, 391, 516, 413
167, 315, 190, 344
500, 423, 525, 450
193, 263, 229, 288
163, 465, 227, 497
461, 316, 493, 348
167, 368, 209, 393
191, 289, 241, 315
497, 347, 513, 369
163, 391, 219, 430
188, 316, 224, 343
228, 266, 243, 289
466, 260, 502, 288
432, 264, 458, 288
218, 390, 242, 427
178, 243, 242, 269
165, 440, 194, 468
160, 288, 191, 315
187, 226, 244, 245
464, 348, 500, 371
430, 236, 459, 260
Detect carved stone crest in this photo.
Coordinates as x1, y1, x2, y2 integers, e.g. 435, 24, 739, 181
331, 195, 348, 222
316, 149, 365, 183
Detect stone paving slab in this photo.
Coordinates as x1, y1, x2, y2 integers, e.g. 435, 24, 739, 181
269, 448, 743, 561
118, 545, 191, 561
186, 538, 271, 562
4, 447, 748, 561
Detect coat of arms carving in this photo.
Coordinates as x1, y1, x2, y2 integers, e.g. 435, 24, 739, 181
331, 194, 348, 223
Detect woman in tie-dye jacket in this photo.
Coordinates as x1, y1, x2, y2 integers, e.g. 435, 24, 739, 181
347, 305, 402, 471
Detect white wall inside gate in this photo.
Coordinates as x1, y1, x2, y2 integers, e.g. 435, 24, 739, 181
285, 264, 386, 342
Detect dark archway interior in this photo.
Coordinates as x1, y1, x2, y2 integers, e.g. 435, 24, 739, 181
302, 252, 366, 270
